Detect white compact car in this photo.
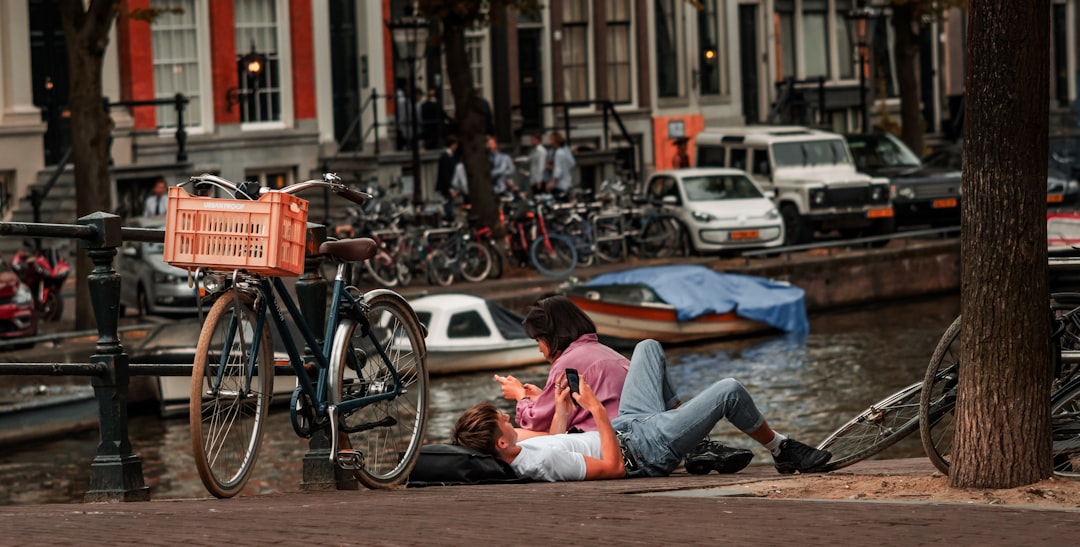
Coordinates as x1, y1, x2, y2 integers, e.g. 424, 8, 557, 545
644, 168, 784, 253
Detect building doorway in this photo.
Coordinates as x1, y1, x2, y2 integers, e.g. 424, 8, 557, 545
737, 4, 760, 125
28, 0, 70, 166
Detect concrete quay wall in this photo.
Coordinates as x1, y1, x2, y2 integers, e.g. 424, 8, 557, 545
736, 239, 961, 311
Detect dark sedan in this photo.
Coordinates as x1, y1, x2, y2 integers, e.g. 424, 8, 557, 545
846, 133, 961, 229
924, 143, 1080, 208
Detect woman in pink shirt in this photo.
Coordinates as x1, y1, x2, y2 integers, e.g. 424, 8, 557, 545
494, 295, 629, 439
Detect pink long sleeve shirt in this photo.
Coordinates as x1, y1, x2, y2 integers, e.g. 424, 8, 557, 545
514, 334, 630, 433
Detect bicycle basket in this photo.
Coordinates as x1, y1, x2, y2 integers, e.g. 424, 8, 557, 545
163, 186, 309, 276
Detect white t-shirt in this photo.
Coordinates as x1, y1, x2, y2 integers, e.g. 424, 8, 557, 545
510, 431, 602, 482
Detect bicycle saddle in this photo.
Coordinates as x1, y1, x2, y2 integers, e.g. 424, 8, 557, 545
319, 238, 378, 263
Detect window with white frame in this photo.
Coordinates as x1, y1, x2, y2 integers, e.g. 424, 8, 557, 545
776, 0, 863, 82
441, 29, 488, 115
562, 1, 591, 103
151, 0, 201, 129
606, 0, 632, 104
655, 0, 681, 98
697, 0, 728, 96
235, 0, 282, 124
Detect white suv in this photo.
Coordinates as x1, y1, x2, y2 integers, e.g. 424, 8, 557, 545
695, 126, 894, 245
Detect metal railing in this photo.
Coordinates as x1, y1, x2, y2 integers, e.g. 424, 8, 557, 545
106, 93, 190, 163
0, 216, 343, 502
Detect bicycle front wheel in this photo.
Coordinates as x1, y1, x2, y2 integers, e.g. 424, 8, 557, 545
919, 315, 960, 475
330, 290, 429, 488
426, 249, 455, 286
459, 241, 493, 283
529, 233, 577, 277
815, 381, 923, 471
638, 217, 681, 259
189, 291, 273, 498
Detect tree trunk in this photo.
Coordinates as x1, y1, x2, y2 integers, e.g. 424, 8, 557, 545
892, 4, 924, 156
441, 15, 502, 238
954, 0, 1051, 488
58, 0, 118, 330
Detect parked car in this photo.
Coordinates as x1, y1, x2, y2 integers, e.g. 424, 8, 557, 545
117, 217, 200, 317
0, 259, 39, 347
924, 143, 1080, 208
695, 126, 893, 244
642, 168, 785, 253
845, 133, 961, 229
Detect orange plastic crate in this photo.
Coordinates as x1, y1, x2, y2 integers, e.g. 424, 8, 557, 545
163, 186, 309, 276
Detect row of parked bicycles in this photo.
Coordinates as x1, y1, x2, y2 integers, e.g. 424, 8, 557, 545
326, 178, 688, 288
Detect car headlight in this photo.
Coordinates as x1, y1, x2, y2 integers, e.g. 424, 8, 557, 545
766, 208, 780, 220
153, 271, 179, 283
1069, 179, 1080, 194
870, 185, 889, 202
809, 189, 827, 207
13, 284, 32, 306
691, 210, 716, 222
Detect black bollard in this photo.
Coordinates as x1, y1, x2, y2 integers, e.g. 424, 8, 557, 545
79, 212, 150, 502
297, 223, 358, 491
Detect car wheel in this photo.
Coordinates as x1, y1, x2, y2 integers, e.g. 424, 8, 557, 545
137, 286, 151, 317
781, 204, 810, 245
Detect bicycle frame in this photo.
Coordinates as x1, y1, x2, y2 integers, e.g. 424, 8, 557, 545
210, 267, 404, 422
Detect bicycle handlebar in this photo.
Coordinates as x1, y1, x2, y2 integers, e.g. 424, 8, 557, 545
185, 172, 371, 205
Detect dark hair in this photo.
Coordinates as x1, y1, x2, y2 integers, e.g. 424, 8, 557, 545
451, 402, 502, 454
522, 295, 596, 359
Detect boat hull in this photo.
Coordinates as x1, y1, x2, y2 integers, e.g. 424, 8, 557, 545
568, 295, 772, 345
427, 342, 543, 375
157, 374, 298, 419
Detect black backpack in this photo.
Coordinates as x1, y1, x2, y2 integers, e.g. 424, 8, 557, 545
407, 444, 526, 487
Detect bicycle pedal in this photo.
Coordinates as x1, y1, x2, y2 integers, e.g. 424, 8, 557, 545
336, 449, 365, 470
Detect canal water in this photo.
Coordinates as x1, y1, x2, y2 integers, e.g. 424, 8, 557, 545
0, 294, 959, 505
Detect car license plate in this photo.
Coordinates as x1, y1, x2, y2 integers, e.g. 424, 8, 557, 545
866, 208, 894, 218
1048, 194, 1065, 203
933, 198, 958, 209
730, 230, 759, 240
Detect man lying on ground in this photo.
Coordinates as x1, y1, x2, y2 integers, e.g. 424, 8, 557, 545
452, 339, 831, 481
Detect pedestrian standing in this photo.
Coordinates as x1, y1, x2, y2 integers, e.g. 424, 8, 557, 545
420, 87, 451, 150
527, 132, 551, 195
436, 135, 461, 222
548, 132, 576, 202
488, 135, 516, 197
143, 177, 169, 217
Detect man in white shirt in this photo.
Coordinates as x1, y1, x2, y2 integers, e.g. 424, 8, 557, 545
452, 339, 831, 481
527, 132, 550, 195
143, 178, 168, 217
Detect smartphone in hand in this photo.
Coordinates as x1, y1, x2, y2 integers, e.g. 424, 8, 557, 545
565, 368, 581, 407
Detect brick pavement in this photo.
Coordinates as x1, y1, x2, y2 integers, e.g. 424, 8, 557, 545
1, 459, 1078, 546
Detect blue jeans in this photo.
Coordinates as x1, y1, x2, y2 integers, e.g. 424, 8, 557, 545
612, 339, 765, 477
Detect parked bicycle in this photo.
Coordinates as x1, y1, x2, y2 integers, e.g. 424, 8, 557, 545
167, 173, 429, 498
426, 222, 493, 286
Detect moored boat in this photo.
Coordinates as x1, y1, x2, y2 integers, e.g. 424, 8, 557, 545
410, 293, 545, 375
565, 264, 808, 345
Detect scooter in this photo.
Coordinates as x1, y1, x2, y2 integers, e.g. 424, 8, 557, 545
11, 245, 70, 322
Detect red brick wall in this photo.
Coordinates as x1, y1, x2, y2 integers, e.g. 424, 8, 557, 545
290, 0, 315, 120
210, 1, 239, 124
117, 0, 156, 129
383, 0, 396, 116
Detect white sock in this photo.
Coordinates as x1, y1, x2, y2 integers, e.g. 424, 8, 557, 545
765, 433, 787, 456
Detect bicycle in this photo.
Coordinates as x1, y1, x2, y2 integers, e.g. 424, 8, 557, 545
168, 173, 429, 498
919, 294, 1080, 477
426, 222, 493, 286
501, 193, 578, 277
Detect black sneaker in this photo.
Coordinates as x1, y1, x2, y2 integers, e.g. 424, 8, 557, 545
773, 438, 831, 474
684, 439, 754, 475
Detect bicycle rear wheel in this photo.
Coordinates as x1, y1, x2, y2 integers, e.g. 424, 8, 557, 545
638, 216, 681, 259
458, 241, 493, 282
189, 291, 273, 498
594, 215, 626, 263
330, 290, 429, 488
529, 233, 577, 277
815, 381, 923, 471
1051, 380, 1080, 478
365, 249, 400, 288
426, 249, 455, 286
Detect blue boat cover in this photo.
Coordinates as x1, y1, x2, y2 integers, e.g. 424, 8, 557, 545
583, 265, 809, 333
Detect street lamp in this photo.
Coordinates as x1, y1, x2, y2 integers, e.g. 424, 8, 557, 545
845, 1, 881, 134
387, 15, 429, 206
